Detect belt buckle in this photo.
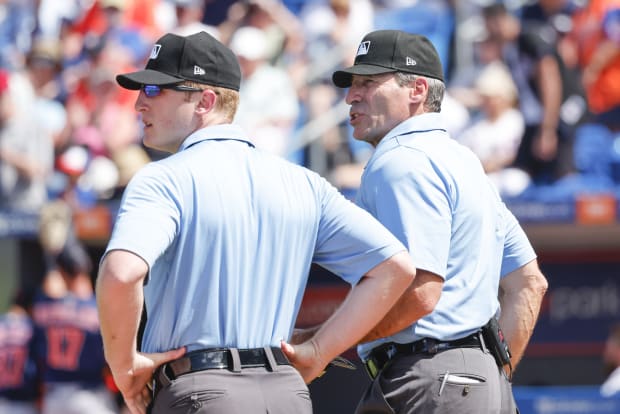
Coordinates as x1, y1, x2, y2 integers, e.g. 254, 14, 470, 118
365, 358, 380, 379
423, 338, 439, 354
365, 344, 395, 379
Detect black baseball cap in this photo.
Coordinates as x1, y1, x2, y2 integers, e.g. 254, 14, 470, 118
332, 30, 444, 88
117, 31, 241, 91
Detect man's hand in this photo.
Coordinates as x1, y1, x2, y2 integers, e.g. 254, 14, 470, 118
112, 348, 186, 414
533, 128, 558, 161
280, 340, 329, 384
289, 326, 320, 345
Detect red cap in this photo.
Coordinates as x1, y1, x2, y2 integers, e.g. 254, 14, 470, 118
0, 70, 9, 95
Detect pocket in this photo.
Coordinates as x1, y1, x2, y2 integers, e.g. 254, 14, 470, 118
433, 372, 489, 413
169, 390, 228, 409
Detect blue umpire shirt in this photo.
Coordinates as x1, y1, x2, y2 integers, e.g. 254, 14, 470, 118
104, 124, 406, 353
356, 113, 536, 360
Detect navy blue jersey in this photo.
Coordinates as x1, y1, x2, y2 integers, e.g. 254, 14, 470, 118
32, 292, 107, 386
0, 310, 39, 401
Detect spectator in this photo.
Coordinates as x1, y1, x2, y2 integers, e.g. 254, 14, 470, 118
0, 0, 36, 70
0, 289, 39, 414
296, 0, 374, 174
0, 69, 9, 126
483, 3, 583, 185
562, 0, 620, 131
170, 0, 220, 39
300, 0, 374, 70
457, 61, 529, 197
219, 0, 305, 64
0, 67, 55, 212
35, 0, 89, 40
231, 26, 300, 157
32, 240, 117, 414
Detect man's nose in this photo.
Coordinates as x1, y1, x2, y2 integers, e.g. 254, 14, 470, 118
135, 91, 147, 112
345, 87, 360, 105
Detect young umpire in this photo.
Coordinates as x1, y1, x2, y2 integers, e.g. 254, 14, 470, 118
96, 31, 417, 414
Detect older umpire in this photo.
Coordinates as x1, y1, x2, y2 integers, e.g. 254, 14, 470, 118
318, 30, 548, 413
96, 31, 416, 414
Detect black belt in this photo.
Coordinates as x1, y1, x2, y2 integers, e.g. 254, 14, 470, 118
164, 347, 289, 379
365, 332, 483, 379
151, 347, 290, 399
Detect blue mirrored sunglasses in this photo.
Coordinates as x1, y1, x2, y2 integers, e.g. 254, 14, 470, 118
141, 84, 205, 98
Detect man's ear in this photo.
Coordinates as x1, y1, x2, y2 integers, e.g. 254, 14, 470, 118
196, 89, 217, 114
410, 77, 428, 104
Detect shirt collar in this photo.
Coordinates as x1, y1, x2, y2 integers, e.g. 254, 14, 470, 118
179, 124, 254, 152
371, 112, 446, 159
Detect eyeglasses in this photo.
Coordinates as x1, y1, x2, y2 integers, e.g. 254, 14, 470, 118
141, 84, 205, 98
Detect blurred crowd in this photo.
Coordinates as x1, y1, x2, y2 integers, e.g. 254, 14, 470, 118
1, 0, 619, 215
1, 0, 620, 411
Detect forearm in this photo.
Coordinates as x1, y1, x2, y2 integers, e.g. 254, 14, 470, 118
96, 256, 146, 371
312, 252, 415, 364
537, 56, 562, 130
498, 263, 548, 368
360, 270, 441, 343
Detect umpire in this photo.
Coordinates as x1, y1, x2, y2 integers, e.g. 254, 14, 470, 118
323, 30, 549, 413
96, 31, 416, 414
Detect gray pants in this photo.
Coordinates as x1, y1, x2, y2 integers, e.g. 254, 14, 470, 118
150, 365, 312, 414
355, 347, 517, 414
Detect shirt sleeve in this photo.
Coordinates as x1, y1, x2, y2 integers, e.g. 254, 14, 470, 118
104, 163, 181, 271
519, 23, 557, 60
363, 149, 452, 279
312, 176, 406, 285
500, 204, 537, 277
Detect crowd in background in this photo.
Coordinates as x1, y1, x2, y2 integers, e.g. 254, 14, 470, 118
1, 0, 620, 411
1, 0, 620, 214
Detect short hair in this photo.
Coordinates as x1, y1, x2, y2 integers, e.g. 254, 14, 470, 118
394, 72, 445, 113
182, 81, 239, 121
56, 242, 92, 277
482, 3, 508, 19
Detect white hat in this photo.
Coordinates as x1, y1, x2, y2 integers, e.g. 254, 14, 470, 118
475, 61, 518, 103
230, 27, 268, 61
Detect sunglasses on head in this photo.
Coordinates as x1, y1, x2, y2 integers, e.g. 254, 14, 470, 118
141, 84, 205, 98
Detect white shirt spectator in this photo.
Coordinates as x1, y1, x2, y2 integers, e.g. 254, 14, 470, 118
231, 26, 300, 157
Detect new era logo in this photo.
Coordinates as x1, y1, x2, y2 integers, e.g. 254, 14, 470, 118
194, 66, 205, 75
150, 44, 161, 59
406, 57, 417, 66
356, 41, 370, 56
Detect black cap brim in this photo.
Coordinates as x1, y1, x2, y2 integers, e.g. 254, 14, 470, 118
332, 64, 397, 88
116, 69, 184, 90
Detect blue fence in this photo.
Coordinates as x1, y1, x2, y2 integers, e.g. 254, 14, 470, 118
514, 386, 620, 414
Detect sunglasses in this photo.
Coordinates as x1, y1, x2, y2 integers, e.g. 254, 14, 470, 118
141, 84, 205, 98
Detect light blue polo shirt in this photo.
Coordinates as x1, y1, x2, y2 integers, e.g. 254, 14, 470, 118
356, 113, 536, 359
104, 124, 405, 353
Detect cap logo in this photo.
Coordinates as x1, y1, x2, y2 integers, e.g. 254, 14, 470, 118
194, 65, 206, 75
150, 44, 161, 59
406, 57, 417, 66
356, 41, 370, 56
